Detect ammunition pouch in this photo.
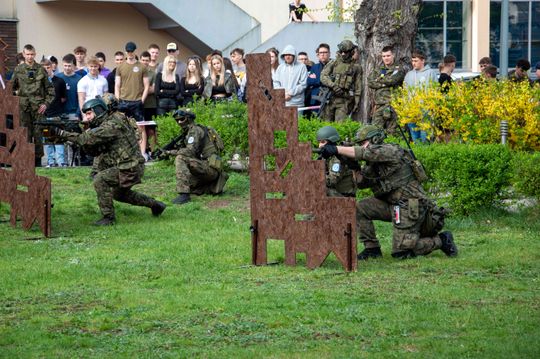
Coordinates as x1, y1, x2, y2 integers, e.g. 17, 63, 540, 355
208, 153, 223, 171
421, 203, 447, 237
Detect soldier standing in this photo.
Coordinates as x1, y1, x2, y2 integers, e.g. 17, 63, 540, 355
368, 46, 406, 135
48, 97, 166, 225
318, 125, 457, 260
161, 109, 228, 205
12, 44, 55, 166
315, 126, 357, 198
320, 40, 362, 122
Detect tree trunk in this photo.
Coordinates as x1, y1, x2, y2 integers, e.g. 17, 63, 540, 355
354, 0, 422, 123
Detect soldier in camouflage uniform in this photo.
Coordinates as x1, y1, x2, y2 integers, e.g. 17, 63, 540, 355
368, 46, 406, 135
316, 126, 356, 198
49, 97, 166, 225
320, 40, 362, 122
11, 44, 55, 166
162, 109, 228, 205
318, 125, 457, 260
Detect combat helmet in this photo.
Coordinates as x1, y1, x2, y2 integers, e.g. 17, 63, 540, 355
356, 125, 386, 144
173, 108, 196, 128
82, 98, 108, 128
316, 126, 340, 143
99, 93, 119, 112
338, 40, 356, 53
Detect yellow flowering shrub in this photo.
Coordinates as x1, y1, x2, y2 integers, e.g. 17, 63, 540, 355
391, 80, 540, 151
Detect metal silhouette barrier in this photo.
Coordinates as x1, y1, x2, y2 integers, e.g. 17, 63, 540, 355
0, 81, 51, 237
246, 53, 357, 271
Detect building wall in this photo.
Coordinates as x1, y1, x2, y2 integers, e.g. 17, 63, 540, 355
13, 0, 195, 68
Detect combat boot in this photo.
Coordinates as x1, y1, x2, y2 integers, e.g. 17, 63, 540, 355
172, 193, 191, 205
357, 247, 383, 260
93, 216, 115, 226
151, 201, 166, 216
440, 231, 458, 257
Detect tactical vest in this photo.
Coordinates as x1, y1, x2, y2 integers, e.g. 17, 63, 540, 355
333, 60, 359, 93
105, 112, 143, 170
366, 144, 416, 196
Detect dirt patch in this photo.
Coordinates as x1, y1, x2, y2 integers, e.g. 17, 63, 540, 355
206, 199, 232, 209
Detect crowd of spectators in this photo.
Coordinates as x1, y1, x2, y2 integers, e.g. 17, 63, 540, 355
4, 33, 540, 166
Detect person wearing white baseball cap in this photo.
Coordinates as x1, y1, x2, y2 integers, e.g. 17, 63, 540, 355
157, 42, 186, 78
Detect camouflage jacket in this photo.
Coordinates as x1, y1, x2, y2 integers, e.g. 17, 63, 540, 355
367, 63, 406, 105
170, 123, 217, 160
325, 154, 356, 197
11, 62, 55, 112
354, 143, 426, 203
320, 57, 362, 104
62, 112, 144, 171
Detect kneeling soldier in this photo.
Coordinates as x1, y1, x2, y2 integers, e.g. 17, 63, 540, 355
163, 109, 228, 205
318, 125, 457, 260
48, 97, 166, 225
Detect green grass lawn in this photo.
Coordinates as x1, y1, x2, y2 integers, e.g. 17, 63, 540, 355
1, 164, 539, 358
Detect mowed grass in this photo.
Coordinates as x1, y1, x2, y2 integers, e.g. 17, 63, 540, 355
1, 164, 539, 358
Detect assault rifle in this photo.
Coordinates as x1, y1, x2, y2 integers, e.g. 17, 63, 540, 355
312, 86, 332, 115
153, 131, 186, 159
36, 114, 82, 137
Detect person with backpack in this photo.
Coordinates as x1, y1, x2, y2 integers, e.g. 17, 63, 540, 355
160, 108, 228, 204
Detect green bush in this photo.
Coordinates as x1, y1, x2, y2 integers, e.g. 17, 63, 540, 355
415, 144, 513, 215
511, 151, 540, 200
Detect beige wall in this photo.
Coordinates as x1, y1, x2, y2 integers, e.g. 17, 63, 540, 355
471, 0, 490, 72
231, 0, 334, 41
14, 0, 194, 66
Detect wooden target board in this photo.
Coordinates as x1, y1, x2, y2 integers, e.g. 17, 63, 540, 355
246, 53, 357, 271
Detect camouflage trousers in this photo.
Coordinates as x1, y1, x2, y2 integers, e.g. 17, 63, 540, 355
175, 155, 219, 195
356, 196, 442, 256
321, 96, 353, 122
93, 165, 157, 218
372, 104, 398, 136
20, 110, 44, 159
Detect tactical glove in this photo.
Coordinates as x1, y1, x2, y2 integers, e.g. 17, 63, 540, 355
319, 143, 338, 159
48, 127, 64, 138
332, 86, 344, 96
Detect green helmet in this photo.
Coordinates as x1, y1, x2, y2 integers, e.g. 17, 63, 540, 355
316, 126, 340, 143
99, 93, 119, 112
173, 108, 196, 128
356, 125, 386, 144
82, 98, 108, 126
338, 40, 357, 53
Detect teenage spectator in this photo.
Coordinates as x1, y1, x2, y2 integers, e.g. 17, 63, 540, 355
439, 54, 456, 93
146, 44, 161, 155
306, 43, 331, 116
404, 49, 438, 143
482, 65, 498, 80
509, 59, 532, 84
95, 52, 111, 78
11, 44, 55, 166
179, 56, 204, 106
203, 53, 212, 77
106, 51, 125, 94
148, 44, 160, 69
297, 51, 313, 70
115, 41, 150, 159
157, 42, 187, 79
266, 47, 280, 76
78, 56, 108, 113
230, 48, 246, 99
56, 54, 82, 115
73, 45, 88, 76
289, 0, 315, 22
203, 54, 237, 101
42, 58, 67, 167
47, 55, 60, 75
155, 55, 180, 115
273, 44, 308, 109
223, 57, 240, 91
478, 56, 492, 72
140, 51, 158, 155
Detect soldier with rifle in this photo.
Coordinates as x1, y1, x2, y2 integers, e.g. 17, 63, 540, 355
43, 97, 166, 225
318, 125, 457, 260
157, 109, 228, 205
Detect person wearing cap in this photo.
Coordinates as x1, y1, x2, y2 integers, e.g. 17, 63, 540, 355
115, 41, 150, 160
272, 44, 308, 109
156, 42, 187, 80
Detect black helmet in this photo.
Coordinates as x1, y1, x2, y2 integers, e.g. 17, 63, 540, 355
356, 125, 386, 144
316, 126, 340, 143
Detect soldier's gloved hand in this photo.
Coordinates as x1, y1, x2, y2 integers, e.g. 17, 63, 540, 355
49, 127, 64, 138
332, 86, 344, 96
319, 143, 338, 159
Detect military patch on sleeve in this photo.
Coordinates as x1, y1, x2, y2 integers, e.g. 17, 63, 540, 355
187, 136, 195, 144
331, 163, 340, 172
